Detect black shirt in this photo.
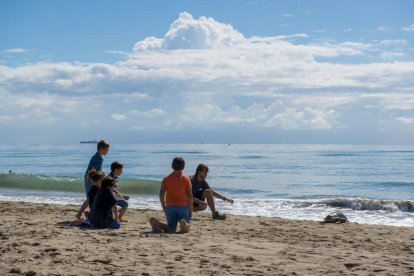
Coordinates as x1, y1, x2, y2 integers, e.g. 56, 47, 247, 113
191, 176, 210, 197
89, 188, 117, 229
87, 185, 99, 208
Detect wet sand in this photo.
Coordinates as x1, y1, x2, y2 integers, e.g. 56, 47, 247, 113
0, 201, 413, 275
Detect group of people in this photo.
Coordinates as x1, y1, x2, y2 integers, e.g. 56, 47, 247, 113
75, 140, 234, 233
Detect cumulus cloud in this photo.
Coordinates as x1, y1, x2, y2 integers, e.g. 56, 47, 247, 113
133, 12, 243, 51
1, 12, 414, 143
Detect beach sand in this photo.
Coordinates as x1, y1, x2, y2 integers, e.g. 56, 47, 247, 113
0, 201, 413, 275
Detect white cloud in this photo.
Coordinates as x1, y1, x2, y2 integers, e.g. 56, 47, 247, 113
381, 51, 405, 61
112, 114, 127, 120
2, 48, 29, 53
395, 117, 414, 124
1, 12, 414, 143
133, 12, 244, 51
377, 26, 391, 32
402, 24, 414, 32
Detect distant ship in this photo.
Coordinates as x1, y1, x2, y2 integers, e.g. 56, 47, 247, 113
80, 140, 98, 144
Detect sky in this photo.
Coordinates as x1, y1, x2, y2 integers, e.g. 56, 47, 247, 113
1, 0, 414, 144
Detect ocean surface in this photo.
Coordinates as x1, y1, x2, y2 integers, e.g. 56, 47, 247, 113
0, 143, 413, 227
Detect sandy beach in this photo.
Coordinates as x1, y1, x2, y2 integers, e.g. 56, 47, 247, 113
0, 201, 413, 275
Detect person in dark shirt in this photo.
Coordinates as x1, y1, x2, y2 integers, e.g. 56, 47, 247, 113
191, 164, 234, 220
88, 177, 120, 229
87, 170, 105, 208
73, 169, 105, 225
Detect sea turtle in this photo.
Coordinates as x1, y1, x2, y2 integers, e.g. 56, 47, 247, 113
324, 212, 348, 224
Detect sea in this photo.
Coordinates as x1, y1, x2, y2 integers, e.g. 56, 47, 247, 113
0, 143, 413, 227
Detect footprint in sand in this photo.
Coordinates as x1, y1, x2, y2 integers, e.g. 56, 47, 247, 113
174, 255, 184, 261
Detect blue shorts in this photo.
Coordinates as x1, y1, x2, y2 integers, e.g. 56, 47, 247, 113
116, 199, 128, 208
109, 220, 121, 229
84, 178, 93, 198
165, 205, 190, 231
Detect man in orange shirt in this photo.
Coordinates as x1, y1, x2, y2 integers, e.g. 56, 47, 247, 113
150, 157, 193, 233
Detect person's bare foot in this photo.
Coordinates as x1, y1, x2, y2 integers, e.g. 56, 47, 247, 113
179, 219, 190, 233
149, 217, 162, 232
150, 218, 174, 233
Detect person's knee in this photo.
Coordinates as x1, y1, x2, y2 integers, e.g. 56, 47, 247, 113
203, 189, 213, 197
117, 199, 128, 208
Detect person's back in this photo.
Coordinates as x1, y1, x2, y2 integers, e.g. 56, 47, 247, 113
149, 157, 193, 233
163, 170, 191, 207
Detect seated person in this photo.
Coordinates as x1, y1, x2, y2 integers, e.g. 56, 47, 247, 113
108, 161, 129, 222
74, 169, 105, 225
88, 177, 120, 229
87, 170, 106, 209
191, 164, 234, 220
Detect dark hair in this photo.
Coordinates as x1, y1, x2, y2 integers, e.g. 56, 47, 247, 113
194, 164, 209, 179
111, 161, 123, 172
87, 169, 105, 182
101, 176, 116, 189
97, 140, 110, 151
172, 157, 185, 171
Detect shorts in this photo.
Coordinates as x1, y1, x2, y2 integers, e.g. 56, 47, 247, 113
116, 199, 128, 208
84, 178, 93, 198
165, 205, 190, 231
108, 220, 121, 229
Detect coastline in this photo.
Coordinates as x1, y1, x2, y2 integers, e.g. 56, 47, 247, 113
0, 201, 413, 275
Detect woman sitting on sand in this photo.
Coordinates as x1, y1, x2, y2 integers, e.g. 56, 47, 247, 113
88, 177, 121, 229
74, 169, 105, 225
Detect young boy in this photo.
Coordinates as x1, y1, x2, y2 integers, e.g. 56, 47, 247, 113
108, 161, 130, 222
149, 157, 193, 233
75, 140, 110, 220
88, 177, 121, 229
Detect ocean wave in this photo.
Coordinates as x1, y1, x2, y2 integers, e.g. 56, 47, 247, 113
0, 173, 159, 194
321, 198, 414, 212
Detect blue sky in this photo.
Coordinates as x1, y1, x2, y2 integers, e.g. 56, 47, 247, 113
1, 0, 414, 144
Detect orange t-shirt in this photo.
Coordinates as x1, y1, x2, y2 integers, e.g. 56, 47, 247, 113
162, 171, 192, 206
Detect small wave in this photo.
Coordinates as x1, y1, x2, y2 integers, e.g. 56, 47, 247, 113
241, 155, 266, 159
375, 182, 414, 188
322, 198, 414, 212
0, 173, 159, 195
320, 153, 358, 157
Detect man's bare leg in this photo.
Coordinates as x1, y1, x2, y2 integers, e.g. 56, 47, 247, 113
150, 217, 162, 232
193, 198, 207, 212
149, 217, 174, 233
203, 189, 216, 214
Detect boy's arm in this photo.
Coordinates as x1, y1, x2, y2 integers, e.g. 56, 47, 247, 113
187, 188, 193, 218
159, 182, 166, 211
